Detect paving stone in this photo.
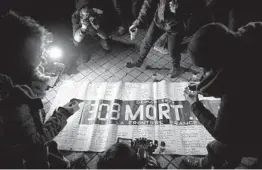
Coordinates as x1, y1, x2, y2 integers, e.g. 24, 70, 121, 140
94, 67, 106, 76
77, 63, 88, 72
130, 79, 139, 82
122, 75, 135, 82
115, 70, 127, 79
163, 155, 173, 161
168, 163, 177, 169
100, 71, 113, 80
102, 62, 114, 70
84, 60, 96, 68
175, 76, 188, 82
156, 155, 170, 168
96, 57, 110, 66
122, 56, 135, 64
109, 66, 121, 74
180, 62, 191, 70
107, 76, 120, 82
143, 69, 156, 77
72, 72, 85, 82
180, 71, 193, 81
151, 54, 162, 62
158, 58, 170, 67
184, 55, 193, 64
137, 73, 150, 82
189, 65, 202, 74
89, 62, 101, 71
121, 67, 133, 74
93, 76, 105, 82
86, 154, 100, 169
129, 69, 142, 78
144, 58, 156, 66
117, 53, 128, 61
81, 68, 93, 76
87, 71, 99, 81
109, 57, 121, 66
115, 61, 126, 69
171, 156, 183, 168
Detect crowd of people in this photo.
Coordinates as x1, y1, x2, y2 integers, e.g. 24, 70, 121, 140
1, 0, 262, 168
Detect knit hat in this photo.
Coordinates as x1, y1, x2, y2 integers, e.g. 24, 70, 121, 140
75, 0, 90, 10
188, 23, 235, 69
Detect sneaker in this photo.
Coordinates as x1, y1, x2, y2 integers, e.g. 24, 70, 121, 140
169, 66, 181, 78
117, 26, 127, 36
100, 39, 111, 51
180, 156, 211, 169
126, 59, 144, 68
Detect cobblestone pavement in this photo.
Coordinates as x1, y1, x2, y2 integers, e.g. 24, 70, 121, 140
43, 29, 258, 169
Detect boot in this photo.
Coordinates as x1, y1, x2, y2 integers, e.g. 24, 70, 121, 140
126, 58, 144, 68
169, 64, 181, 78
100, 39, 111, 51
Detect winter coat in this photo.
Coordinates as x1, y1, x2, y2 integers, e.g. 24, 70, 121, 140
133, 0, 206, 33
192, 22, 262, 156
0, 73, 71, 168
72, 0, 103, 44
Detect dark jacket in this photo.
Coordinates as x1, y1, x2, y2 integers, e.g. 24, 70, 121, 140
72, 0, 103, 44
133, 0, 206, 32
0, 73, 71, 168
191, 22, 262, 155
207, 0, 262, 31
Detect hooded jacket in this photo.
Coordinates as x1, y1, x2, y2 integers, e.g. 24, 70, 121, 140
190, 22, 262, 155
133, 0, 206, 32
72, 0, 100, 44
0, 73, 71, 168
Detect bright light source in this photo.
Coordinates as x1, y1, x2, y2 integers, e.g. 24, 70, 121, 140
48, 46, 63, 60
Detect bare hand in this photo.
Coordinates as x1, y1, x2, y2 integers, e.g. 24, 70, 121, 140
147, 156, 160, 168
129, 25, 137, 33
169, 0, 178, 13
184, 86, 199, 105
81, 19, 88, 31
129, 25, 138, 40
62, 100, 80, 115
93, 8, 103, 15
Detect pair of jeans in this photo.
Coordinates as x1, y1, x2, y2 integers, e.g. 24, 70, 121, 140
112, 0, 144, 26
139, 21, 184, 66
112, 0, 126, 27
132, 0, 144, 19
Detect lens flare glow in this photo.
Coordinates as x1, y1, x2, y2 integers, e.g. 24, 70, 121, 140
48, 46, 62, 59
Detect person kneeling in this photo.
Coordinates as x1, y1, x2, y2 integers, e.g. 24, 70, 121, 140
72, 0, 111, 51
182, 22, 262, 168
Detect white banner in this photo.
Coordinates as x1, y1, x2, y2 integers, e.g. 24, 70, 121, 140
47, 80, 220, 155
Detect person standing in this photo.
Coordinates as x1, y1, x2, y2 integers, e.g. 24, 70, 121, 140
126, 0, 206, 78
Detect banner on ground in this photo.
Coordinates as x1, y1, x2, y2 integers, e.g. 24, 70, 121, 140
47, 81, 220, 155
